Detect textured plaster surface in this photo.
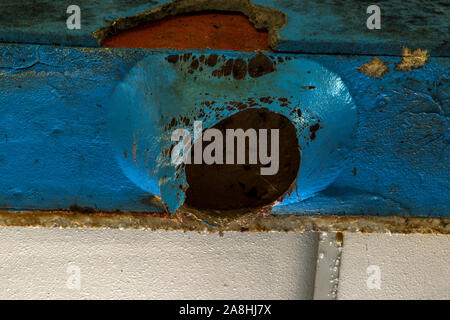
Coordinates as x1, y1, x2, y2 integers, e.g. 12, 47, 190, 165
0, 44, 448, 219
1, 226, 448, 299
0, 226, 318, 299
338, 233, 450, 300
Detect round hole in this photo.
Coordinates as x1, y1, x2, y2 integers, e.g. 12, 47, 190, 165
185, 108, 300, 210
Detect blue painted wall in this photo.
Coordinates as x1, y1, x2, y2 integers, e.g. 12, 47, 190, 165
0, 1, 448, 56
0, 44, 448, 217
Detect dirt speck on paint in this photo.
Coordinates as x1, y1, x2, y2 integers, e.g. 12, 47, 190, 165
357, 57, 389, 78
395, 47, 429, 71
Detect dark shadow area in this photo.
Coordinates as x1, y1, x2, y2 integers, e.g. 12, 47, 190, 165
185, 108, 300, 210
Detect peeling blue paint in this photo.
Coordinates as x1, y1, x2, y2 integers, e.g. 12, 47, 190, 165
109, 52, 357, 212
0, 44, 448, 217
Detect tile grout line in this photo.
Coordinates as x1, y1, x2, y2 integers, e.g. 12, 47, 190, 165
312, 232, 343, 300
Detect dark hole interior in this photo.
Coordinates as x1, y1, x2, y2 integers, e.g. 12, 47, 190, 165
184, 108, 300, 210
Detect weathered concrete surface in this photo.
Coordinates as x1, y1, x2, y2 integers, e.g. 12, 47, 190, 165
0, 226, 448, 299
338, 233, 450, 299
0, 226, 319, 299
0, 0, 448, 55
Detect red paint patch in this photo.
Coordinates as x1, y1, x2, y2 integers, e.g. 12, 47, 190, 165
102, 12, 269, 51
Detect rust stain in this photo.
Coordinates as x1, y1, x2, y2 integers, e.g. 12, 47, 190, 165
102, 12, 269, 51
357, 56, 390, 78
248, 52, 276, 77
395, 47, 429, 72
206, 54, 219, 66
232, 57, 248, 79
335, 232, 344, 245
212, 59, 234, 78
166, 54, 179, 63
165, 52, 277, 80
0, 210, 448, 235
94, 0, 286, 49
259, 96, 274, 104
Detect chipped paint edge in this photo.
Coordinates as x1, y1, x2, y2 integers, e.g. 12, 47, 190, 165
93, 0, 287, 49
0, 210, 448, 235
